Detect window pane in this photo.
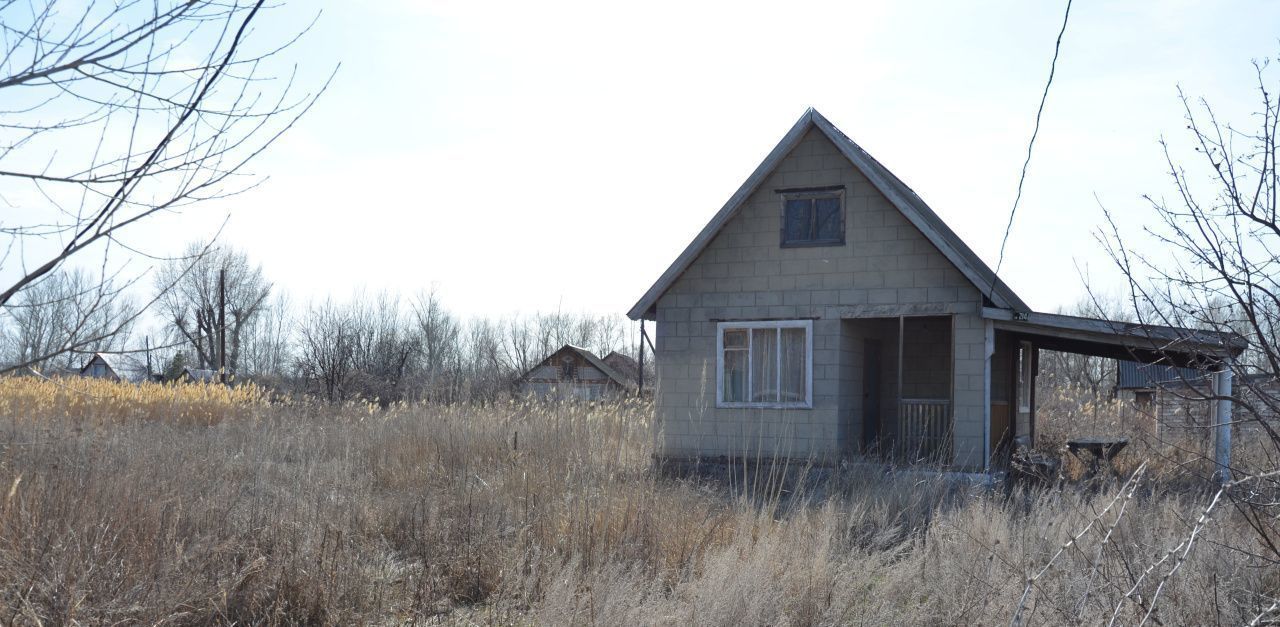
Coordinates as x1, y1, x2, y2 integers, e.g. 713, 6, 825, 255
783, 199, 812, 242
751, 328, 778, 402
723, 349, 747, 402
814, 197, 841, 241
780, 327, 807, 402
723, 329, 748, 349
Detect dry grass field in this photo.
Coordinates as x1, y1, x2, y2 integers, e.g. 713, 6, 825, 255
0, 377, 1275, 625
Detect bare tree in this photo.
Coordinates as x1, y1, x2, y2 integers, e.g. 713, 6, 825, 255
1099, 59, 1280, 575
293, 293, 419, 403
347, 293, 418, 405
1040, 295, 1129, 396
295, 299, 354, 402
463, 318, 510, 403
238, 291, 293, 378
412, 288, 461, 402
1, 269, 136, 372
0, 1, 329, 371
155, 242, 271, 373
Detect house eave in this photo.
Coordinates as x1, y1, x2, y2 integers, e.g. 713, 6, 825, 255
981, 307, 1247, 363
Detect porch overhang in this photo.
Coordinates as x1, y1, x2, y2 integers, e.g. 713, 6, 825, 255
981, 307, 1247, 367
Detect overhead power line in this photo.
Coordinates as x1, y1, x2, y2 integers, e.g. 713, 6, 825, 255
989, 0, 1074, 303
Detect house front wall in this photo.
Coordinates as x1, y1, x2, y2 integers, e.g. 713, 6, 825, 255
654, 128, 990, 470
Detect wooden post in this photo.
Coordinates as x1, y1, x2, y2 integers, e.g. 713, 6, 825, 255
982, 320, 994, 473
897, 316, 904, 449
638, 320, 645, 397
1214, 363, 1234, 484
218, 268, 226, 384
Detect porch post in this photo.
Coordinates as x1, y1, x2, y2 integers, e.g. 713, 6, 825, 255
897, 316, 904, 448
1213, 362, 1234, 484
983, 320, 994, 473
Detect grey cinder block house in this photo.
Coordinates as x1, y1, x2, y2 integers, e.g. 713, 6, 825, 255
627, 109, 1246, 474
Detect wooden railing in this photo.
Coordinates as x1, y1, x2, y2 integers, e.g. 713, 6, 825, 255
898, 398, 952, 463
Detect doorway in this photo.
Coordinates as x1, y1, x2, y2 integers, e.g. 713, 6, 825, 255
862, 339, 882, 450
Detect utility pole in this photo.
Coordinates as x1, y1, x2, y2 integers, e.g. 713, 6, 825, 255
218, 268, 227, 384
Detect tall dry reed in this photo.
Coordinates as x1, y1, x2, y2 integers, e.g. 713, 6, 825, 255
0, 380, 1274, 624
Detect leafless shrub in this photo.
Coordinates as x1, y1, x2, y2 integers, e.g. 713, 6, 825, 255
1094, 56, 1280, 621
0, 268, 136, 372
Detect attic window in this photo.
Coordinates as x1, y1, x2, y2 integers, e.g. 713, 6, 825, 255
560, 356, 577, 380
780, 189, 844, 247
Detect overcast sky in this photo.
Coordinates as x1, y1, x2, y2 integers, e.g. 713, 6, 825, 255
14, 1, 1280, 320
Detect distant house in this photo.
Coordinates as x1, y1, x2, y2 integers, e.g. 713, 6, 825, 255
1115, 362, 1280, 434
515, 345, 635, 401
1114, 360, 1213, 429
80, 352, 150, 383
1115, 360, 1209, 405
174, 367, 219, 384
627, 108, 1247, 473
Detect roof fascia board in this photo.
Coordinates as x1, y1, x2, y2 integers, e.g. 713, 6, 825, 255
983, 307, 1244, 358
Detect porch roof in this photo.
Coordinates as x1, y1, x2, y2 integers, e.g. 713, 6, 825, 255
981, 307, 1247, 367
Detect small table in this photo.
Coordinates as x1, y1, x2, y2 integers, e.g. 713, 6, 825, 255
1066, 437, 1129, 478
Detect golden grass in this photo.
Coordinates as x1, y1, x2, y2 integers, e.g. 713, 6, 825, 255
0, 382, 1275, 624
0, 375, 270, 425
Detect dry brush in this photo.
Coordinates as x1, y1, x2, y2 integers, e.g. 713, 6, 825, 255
0, 379, 1274, 624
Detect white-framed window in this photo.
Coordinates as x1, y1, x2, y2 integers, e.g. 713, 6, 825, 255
716, 320, 813, 408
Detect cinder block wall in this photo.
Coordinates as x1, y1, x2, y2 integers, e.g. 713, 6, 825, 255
654, 128, 989, 470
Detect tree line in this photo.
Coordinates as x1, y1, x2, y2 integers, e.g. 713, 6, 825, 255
0, 242, 645, 404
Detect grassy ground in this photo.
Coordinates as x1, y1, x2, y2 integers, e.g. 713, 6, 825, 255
0, 378, 1275, 624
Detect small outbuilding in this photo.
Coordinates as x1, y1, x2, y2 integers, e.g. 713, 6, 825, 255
515, 345, 635, 401
1114, 360, 1212, 426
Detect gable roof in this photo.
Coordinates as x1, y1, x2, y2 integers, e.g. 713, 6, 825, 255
627, 108, 1029, 320
602, 351, 639, 382
517, 344, 635, 389
80, 352, 150, 382
179, 367, 219, 383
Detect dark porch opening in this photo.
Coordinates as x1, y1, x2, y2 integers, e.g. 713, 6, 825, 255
843, 315, 953, 465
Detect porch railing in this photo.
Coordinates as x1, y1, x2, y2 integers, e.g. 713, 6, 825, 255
898, 398, 952, 463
